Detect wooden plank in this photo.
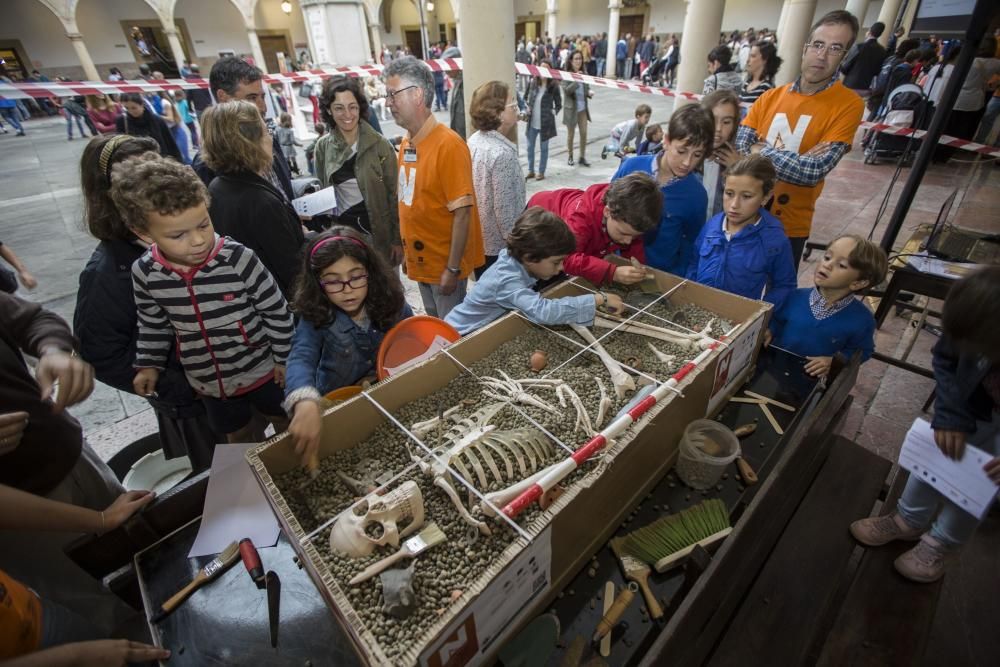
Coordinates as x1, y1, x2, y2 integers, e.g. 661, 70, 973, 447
640, 356, 860, 666
708, 437, 891, 666
817, 470, 944, 667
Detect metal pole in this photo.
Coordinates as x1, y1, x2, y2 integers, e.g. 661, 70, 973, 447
416, 0, 430, 60
879, 0, 992, 253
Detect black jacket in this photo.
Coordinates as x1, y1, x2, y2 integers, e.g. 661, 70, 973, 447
449, 78, 466, 140
116, 108, 182, 162
192, 134, 294, 201
207, 171, 305, 297
841, 38, 888, 90
74, 239, 202, 415
525, 78, 562, 142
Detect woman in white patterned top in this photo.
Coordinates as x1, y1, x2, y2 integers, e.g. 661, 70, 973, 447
467, 81, 525, 278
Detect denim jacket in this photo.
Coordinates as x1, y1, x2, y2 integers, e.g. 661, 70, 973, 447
931, 334, 995, 434
283, 303, 412, 413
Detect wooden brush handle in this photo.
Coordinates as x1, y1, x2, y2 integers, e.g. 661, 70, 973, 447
350, 549, 409, 585
737, 457, 758, 486
630, 570, 664, 620
160, 571, 208, 613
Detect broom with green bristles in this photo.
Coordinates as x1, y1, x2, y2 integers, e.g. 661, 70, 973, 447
613, 499, 733, 574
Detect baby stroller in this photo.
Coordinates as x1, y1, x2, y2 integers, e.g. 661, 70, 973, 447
643, 55, 668, 86
862, 83, 930, 166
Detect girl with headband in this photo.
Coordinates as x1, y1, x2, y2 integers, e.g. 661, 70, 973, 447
283, 228, 413, 468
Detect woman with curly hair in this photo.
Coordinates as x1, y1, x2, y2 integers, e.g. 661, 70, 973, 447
313, 77, 401, 266
282, 228, 412, 463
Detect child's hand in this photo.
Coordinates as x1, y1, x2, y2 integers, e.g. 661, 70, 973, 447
0, 411, 29, 455
18, 270, 37, 290
984, 456, 1000, 485
613, 265, 647, 285
63, 639, 170, 666
601, 292, 624, 315
803, 355, 832, 377
273, 364, 286, 388
933, 429, 967, 460
763, 329, 773, 347
289, 400, 322, 470
133, 368, 160, 397
713, 143, 739, 168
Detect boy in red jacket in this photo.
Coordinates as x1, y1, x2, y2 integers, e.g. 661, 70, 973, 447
527, 172, 662, 286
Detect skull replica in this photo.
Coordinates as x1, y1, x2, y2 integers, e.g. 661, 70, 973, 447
329, 480, 425, 558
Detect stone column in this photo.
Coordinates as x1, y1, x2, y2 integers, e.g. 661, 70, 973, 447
246, 28, 268, 71
844, 0, 870, 28
368, 19, 383, 64
676, 0, 725, 103
67, 32, 100, 81
607, 0, 621, 79
163, 26, 187, 73
545, 0, 558, 41
875, 0, 903, 46
775, 0, 817, 86
457, 0, 515, 141
300, 0, 371, 66
776, 0, 791, 39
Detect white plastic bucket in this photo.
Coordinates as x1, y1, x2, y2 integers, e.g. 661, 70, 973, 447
675, 419, 740, 490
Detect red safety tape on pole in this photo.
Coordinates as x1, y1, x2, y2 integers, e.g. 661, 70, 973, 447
2, 57, 997, 158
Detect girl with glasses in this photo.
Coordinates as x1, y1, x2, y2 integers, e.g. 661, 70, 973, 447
283, 228, 413, 464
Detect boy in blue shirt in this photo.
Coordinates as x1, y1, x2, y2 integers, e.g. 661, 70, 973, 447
613, 104, 714, 276
445, 207, 623, 335
687, 155, 796, 310
767, 234, 888, 378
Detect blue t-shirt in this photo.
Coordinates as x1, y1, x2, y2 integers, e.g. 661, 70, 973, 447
770, 287, 876, 362
613, 154, 707, 277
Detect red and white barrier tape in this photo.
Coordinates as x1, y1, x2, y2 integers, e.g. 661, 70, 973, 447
2, 57, 996, 158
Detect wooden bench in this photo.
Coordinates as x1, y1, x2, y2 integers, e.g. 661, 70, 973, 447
707, 436, 891, 665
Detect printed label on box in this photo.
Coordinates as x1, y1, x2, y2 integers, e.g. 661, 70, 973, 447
420, 527, 552, 667
707, 315, 766, 415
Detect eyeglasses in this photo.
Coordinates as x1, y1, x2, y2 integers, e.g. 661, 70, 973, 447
804, 41, 847, 56
386, 85, 417, 102
319, 274, 368, 293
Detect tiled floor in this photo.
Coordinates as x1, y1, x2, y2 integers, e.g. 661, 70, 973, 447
1, 89, 997, 464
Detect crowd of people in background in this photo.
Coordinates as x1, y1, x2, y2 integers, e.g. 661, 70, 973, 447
3, 9, 1000, 663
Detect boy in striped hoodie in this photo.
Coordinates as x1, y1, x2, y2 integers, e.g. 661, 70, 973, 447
110, 153, 294, 443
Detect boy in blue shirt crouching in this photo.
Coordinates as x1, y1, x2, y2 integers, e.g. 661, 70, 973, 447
687, 155, 796, 310
767, 233, 888, 378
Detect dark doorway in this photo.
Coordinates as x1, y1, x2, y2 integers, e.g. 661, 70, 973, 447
258, 34, 292, 74
619, 14, 645, 40
403, 29, 423, 58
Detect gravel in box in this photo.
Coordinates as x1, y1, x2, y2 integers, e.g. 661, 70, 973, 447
273, 296, 726, 661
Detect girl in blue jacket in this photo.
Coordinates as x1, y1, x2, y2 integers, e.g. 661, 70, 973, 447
687, 155, 796, 311
284, 228, 413, 467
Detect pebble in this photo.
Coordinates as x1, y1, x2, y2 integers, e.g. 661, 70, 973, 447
588, 568, 597, 578
716, 485, 724, 491
590, 598, 596, 610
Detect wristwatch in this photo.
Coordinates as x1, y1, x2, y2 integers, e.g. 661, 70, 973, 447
446, 266, 461, 276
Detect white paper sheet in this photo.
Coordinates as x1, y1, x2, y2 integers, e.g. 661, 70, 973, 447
898, 418, 999, 520
188, 443, 280, 558
292, 186, 337, 217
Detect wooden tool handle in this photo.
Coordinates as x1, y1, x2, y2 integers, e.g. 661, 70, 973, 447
160, 571, 207, 613
349, 549, 408, 585
634, 575, 664, 620
737, 457, 758, 486
593, 584, 636, 643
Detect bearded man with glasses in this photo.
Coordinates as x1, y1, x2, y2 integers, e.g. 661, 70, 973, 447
737, 10, 865, 269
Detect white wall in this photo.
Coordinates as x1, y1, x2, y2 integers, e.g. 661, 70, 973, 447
76, 0, 159, 65
3, 0, 93, 70
175, 0, 253, 61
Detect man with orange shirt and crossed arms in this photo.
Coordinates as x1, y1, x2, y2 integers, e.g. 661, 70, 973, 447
737, 10, 865, 269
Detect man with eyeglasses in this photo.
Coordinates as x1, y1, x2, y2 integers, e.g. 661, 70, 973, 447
737, 10, 865, 268
383, 56, 484, 319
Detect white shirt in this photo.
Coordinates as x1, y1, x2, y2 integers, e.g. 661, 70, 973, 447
467, 130, 526, 256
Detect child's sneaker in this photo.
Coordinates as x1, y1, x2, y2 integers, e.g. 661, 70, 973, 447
894, 534, 949, 583
601, 146, 608, 160
849, 512, 923, 547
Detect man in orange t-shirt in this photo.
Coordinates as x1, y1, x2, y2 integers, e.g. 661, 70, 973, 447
383, 56, 484, 319
738, 9, 865, 268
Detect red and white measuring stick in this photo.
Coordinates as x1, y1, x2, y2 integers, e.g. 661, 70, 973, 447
501, 340, 722, 520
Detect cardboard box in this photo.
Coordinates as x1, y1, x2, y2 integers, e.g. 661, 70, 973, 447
248, 267, 769, 666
